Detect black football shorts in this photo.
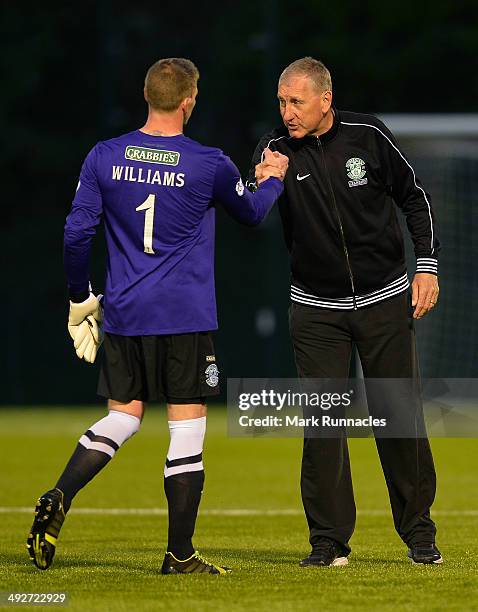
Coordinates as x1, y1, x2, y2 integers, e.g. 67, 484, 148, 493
97, 331, 220, 404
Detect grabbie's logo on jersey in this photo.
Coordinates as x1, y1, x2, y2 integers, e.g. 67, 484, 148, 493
346, 157, 368, 188
125, 146, 180, 166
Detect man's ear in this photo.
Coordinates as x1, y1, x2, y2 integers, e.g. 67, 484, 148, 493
321, 90, 332, 112
181, 95, 192, 110
143, 85, 149, 104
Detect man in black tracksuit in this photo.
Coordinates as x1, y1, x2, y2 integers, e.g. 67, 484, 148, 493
247, 57, 442, 566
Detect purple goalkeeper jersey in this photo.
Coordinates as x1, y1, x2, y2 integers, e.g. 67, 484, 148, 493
64, 130, 283, 335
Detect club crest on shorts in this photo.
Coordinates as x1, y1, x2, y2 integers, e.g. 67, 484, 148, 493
346, 157, 368, 188
205, 363, 219, 387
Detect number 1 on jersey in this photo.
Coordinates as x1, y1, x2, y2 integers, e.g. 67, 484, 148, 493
136, 194, 156, 254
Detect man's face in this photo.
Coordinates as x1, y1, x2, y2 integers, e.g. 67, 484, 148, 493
182, 86, 198, 125
277, 74, 332, 138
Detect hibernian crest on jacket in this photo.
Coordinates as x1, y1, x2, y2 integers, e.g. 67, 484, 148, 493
346, 157, 368, 187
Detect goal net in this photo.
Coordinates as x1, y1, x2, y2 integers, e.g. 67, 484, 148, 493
379, 114, 478, 377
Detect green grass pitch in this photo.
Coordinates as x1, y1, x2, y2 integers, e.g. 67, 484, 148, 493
0, 406, 477, 611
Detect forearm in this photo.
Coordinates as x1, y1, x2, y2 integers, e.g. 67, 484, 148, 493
213, 152, 283, 225
63, 227, 95, 300
234, 177, 283, 226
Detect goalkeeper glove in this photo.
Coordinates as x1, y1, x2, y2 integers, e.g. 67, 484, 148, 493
68, 293, 104, 363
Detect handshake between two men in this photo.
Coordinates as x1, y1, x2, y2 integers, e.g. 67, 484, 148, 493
255, 148, 289, 185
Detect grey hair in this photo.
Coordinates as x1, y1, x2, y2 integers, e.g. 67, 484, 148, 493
279, 57, 332, 92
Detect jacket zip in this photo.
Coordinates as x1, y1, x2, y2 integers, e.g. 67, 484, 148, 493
317, 138, 357, 310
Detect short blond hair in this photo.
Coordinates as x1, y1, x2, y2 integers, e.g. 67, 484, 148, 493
279, 57, 332, 92
145, 58, 199, 112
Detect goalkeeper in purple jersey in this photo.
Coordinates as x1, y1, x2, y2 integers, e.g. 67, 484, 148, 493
27, 58, 288, 575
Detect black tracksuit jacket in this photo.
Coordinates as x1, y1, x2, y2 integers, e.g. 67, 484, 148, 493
247, 109, 440, 310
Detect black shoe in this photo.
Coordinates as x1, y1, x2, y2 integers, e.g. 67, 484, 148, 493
161, 551, 231, 575
300, 538, 348, 567
26, 488, 66, 570
407, 544, 443, 565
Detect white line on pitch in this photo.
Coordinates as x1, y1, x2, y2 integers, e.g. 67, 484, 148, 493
1, 507, 478, 517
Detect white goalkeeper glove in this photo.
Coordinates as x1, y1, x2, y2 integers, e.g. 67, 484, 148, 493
67, 293, 104, 363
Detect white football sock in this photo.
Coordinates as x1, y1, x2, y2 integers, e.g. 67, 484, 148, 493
79, 410, 141, 458
164, 416, 206, 478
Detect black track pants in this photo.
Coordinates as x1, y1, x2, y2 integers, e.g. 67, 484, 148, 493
289, 292, 437, 555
